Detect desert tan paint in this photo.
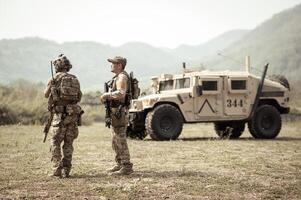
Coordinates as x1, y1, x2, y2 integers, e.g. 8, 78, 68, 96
130, 70, 289, 123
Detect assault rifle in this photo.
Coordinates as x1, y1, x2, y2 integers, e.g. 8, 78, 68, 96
104, 82, 111, 128
43, 61, 55, 143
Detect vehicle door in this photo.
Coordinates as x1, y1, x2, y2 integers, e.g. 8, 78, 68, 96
174, 77, 194, 121
193, 76, 223, 121
223, 76, 250, 116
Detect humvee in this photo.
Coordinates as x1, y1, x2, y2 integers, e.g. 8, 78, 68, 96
127, 62, 290, 140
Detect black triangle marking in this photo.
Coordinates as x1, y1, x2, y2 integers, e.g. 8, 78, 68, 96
198, 99, 215, 113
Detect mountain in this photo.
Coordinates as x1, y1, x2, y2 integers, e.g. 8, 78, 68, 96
0, 29, 251, 90
0, 3, 301, 90
171, 29, 249, 61
203, 3, 301, 80
0, 39, 181, 90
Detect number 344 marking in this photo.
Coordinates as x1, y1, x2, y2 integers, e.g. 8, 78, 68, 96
227, 99, 243, 107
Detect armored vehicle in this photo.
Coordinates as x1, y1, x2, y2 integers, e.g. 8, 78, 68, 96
127, 62, 290, 140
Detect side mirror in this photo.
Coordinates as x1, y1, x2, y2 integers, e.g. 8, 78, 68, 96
192, 85, 203, 97
197, 85, 203, 96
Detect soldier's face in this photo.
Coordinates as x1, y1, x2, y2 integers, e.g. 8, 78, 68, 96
111, 62, 121, 73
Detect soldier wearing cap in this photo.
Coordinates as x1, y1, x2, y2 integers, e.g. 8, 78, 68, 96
100, 56, 133, 175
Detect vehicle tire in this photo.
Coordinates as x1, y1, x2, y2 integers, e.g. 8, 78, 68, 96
269, 75, 290, 90
126, 126, 147, 140
248, 105, 281, 139
145, 104, 183, 141
214, 121, 245, 139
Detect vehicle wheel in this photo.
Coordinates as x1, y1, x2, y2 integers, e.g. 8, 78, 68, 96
269, 75, 290, 90
248, 105, 281, 139
126, 126, 147, 140
145, 104, 183, 141
214, 121, 245, 139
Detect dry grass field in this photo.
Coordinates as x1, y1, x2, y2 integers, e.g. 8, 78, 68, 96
0, 122, 300, 200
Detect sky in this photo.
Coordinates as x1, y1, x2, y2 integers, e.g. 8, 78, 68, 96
0, 0, 301, 48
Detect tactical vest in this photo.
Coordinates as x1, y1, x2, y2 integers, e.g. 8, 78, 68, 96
109, 71, 130, 107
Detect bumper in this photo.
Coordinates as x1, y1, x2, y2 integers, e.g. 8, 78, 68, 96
280, 107, 290, 114
128, 111, 146, 133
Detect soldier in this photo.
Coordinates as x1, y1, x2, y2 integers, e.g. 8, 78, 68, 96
44, 54, 83, 178
100, 56, 133, 175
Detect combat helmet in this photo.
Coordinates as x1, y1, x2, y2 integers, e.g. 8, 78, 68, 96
53, 54, 72, 72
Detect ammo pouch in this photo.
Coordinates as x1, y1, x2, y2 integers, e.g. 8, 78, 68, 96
110, 100, 124, 108
50, 86, 60, 102
52, 104, 83, 126
51, 105, 66, 127
63, 104, 83, 126
111, 107, 128, 127
53, 105, 65, 113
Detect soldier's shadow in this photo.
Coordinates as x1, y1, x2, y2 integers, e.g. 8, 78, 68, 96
71, 170, 212, 179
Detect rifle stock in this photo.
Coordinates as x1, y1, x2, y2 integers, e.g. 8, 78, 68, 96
43, 112, 54, 143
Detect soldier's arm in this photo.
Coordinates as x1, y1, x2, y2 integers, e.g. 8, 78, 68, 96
78, 81, 82, 102
102, 74, 127, 101
44, 78, 52, 98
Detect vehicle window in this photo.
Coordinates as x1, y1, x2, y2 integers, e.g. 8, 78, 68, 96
159, 80, 174, 91
175, 78, 190, 89
202, 81, 218, 91
231, 80, 246, 90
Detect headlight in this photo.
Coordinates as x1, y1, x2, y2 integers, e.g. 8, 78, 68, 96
131, 100, 143, 110
142, 98, 158, 107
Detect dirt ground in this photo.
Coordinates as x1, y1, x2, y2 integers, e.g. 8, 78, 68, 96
0, 122, 300, 200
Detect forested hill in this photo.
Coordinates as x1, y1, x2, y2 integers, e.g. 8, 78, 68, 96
0, 39, 181, 90
0, 3, 300, 90
203, 3, 301, 79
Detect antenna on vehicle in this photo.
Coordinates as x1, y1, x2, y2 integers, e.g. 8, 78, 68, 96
217, 51, 245, 66
245, 55, 251, 73
217, 52, 267, 74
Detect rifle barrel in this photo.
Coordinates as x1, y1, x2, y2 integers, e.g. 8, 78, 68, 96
51, 61, 54, 81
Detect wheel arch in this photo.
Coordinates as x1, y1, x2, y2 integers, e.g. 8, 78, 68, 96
258, 98, 288, 114
153, 101, 186, 122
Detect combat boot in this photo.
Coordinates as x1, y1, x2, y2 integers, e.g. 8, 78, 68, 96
111, 167, 133, 175
49, 168, 62, 178
62, 168, 71, 178
106, 165, 122, 173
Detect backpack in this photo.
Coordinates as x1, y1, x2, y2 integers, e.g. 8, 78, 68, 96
129, 72, 140, 100
122, 71, 140, 106
57, 73, 81, 102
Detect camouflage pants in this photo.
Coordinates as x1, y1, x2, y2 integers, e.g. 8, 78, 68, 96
50, 122, 78, 173
111, 126, 132, 168
111, 109, 132, 168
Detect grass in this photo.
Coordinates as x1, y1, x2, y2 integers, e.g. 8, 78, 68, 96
0, 122, 300, 200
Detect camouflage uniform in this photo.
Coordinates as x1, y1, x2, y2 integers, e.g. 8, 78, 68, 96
44, 54, 82, 178
102, 56, 133, 175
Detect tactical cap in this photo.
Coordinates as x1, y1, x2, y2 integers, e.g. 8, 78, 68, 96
53, 54, 72, 70
107, 56, 127, 68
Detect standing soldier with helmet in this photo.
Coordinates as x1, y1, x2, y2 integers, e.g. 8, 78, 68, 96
100, 56, 134, 175
44, 54, 83, 178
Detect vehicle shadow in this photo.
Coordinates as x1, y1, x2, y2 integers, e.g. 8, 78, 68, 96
180, 136, 301, 141
143, 137, 301, 142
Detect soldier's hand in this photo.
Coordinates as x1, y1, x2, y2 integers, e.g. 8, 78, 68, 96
100, 93, 109, 103
50, 79, 56, 85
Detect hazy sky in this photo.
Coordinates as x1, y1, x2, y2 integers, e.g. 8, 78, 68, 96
0, 0, 301, 48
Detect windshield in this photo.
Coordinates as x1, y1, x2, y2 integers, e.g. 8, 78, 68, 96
175, 78, 190, 89
159, 80, 174, 91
